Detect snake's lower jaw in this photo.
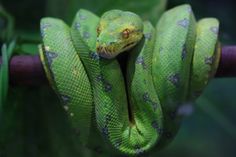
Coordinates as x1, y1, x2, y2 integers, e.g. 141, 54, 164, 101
98, 51, 116, 59
122, 42, 137, 52
97, 45, 118, 59
96, 41, 138, 59
98, 47, 129, 59
99, 42, 137, 59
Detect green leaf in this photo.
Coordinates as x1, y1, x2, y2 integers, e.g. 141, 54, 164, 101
0, 5, 14, 42
0, 40, 15, 107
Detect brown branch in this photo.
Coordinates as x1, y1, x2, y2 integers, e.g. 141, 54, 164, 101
215, 46, 236, 77
2, 55, 48, 86
0, 45, 236, 86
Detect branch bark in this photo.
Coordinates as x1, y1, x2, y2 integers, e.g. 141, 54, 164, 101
0, 45, 236, 86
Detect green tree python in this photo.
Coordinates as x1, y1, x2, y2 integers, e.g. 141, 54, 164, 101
39, 4, 220, 156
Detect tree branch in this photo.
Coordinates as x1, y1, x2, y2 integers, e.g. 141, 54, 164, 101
0, 45, 236, 86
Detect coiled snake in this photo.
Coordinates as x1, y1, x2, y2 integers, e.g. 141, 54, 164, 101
39, 4, 220, 156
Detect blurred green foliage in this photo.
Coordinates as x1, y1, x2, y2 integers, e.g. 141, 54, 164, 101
0, 0, 236, 157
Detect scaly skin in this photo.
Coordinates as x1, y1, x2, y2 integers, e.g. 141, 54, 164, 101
39, 4, 220, 156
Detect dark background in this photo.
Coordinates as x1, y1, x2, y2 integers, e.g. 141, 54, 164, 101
0, 0, 236, 157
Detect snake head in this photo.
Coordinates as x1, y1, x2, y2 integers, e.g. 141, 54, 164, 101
96, 10, 143, 59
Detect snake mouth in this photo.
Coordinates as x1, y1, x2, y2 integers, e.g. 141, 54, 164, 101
122, 42, 136, 50
97, 41, 136, 59
97, 46, 114, 59
97, 46, 113, 54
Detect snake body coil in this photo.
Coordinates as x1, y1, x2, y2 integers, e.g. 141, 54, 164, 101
39, 4, 220, 156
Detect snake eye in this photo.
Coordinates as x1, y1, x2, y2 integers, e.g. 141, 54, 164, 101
122, 28, 130, 39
